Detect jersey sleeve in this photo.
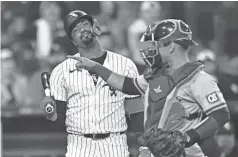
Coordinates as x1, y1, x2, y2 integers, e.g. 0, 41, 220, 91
50, 64, 68, 101
124, 58, 141, 98
133, 75, 148, 95
190, 72, 227, 115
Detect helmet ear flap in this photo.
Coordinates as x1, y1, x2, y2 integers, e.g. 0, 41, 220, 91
91, 19, 101, 36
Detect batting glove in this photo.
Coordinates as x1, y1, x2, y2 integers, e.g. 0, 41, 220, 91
138, 147, 151, 157
40, 96, 57, 121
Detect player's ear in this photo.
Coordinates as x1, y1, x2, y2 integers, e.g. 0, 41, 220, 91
168, 42, 175, 54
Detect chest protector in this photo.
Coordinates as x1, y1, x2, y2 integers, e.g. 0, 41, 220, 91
145, 61, 204, 130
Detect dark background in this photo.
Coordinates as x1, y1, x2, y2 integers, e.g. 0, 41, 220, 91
1, 1, 238, 157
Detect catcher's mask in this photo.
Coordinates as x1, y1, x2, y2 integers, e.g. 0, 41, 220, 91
64, 10, 101, 39
139, 19, 197, 68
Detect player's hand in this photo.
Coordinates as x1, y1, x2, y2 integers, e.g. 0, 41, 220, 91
40, 96, 57, 121
67, 55, 97, 71
138, 148, 151, 157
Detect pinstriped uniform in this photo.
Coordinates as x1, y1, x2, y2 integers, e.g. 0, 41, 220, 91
50, 51, 139, 157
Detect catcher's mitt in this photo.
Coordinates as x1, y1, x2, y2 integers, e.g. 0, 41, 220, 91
138, 126, 188, 157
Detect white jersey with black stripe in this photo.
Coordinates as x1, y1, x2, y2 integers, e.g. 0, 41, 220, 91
50, 51, 139, 134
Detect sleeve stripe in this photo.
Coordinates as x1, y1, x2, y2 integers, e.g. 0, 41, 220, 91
133, 78, 145, 95
125, 95, 141, 100
205, 103, 227, 115
193, 117, 209, 129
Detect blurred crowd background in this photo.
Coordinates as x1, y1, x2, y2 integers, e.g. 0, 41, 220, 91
1, 1, 238, 157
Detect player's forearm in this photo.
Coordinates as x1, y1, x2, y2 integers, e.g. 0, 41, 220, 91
185, 107, 230, 147
91, 63, 142, 95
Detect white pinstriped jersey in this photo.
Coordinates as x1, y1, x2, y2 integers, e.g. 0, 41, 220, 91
50, 51, 139, 134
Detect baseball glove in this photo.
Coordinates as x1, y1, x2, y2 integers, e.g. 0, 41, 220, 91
138, 126, 188, 157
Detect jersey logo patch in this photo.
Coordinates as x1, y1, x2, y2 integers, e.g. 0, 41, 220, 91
102, 84, 117, 96
69, 12, 78, 17
69, 69, 77, 73
206, 92, 219, 104
154, 85, 162, 93
91, 74, 98, 83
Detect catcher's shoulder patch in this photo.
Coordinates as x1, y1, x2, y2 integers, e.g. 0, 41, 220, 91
206, 92, 219, 104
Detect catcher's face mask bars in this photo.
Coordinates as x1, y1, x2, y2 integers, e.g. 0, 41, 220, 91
139, 19, 194, 67
139, 25, 160, 67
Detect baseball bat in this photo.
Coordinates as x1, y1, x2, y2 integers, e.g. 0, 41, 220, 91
41, 72, 54, 114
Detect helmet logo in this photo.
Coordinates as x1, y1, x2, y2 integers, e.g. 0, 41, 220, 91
69, 12, 78, 17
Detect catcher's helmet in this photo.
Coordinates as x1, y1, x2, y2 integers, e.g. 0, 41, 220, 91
64, 10, 101, 39
139, 19, 197, 68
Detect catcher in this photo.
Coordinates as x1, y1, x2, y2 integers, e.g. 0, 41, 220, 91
67, 19, 230, 157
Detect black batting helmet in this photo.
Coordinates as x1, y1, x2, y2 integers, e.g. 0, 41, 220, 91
64, 10, 101, 39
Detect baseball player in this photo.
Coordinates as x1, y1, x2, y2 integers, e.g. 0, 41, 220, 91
68, 19, 230, 157
40, 10, 139, 157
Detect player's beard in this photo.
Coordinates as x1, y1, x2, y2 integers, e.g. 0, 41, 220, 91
80, 30, 95, 45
